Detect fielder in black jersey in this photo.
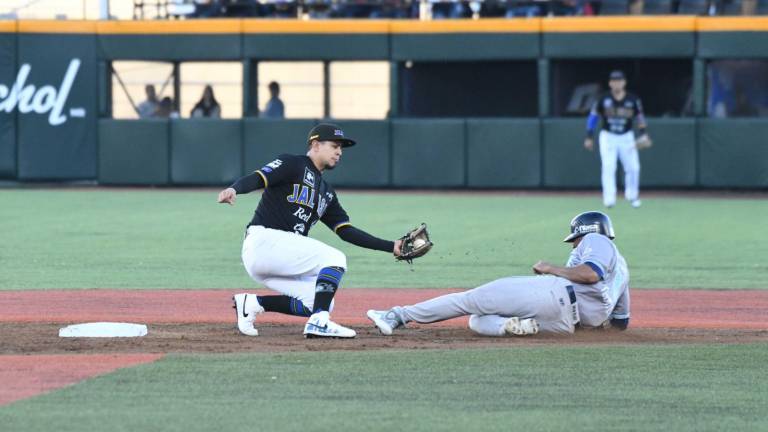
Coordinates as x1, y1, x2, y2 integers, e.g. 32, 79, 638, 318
219, 123, 403, 339
584, 70, 652, 209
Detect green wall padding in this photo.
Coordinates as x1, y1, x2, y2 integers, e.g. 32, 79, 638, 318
242, 119, 317, 172
698, 33, 768, 58
98, 35, 242, 60
542, 118, 601, 188
391, 34, 539, 61
0, 32, 15, 178
322, 120, 391, 187
98, 119, 169, 185
16, 34, 98, 180
640, 118, 696, 187
466, 118, 541, 187
243, 34, 388, 60
170, 119, 242, 185
698, 119, 768, 187
391, 119, 465, 187
543, 33, 695, 58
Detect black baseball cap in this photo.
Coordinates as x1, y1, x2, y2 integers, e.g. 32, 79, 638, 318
307, 123, 356, 147
609, 70, 626, 80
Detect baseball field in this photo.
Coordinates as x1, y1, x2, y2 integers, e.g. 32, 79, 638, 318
1, 189, 767, 431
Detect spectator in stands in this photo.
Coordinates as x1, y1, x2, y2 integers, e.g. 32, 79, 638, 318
137, 85, 159, 118
262, 81, 285, 119
191, 85, 222, 118
156, 97, 179, 119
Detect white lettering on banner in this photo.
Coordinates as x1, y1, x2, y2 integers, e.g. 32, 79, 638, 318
0, 58, 84, 126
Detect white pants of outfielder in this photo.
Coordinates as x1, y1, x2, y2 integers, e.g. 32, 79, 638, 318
599, 130, 640, 206
400, 275, 578, 335
241, 225, 347, 311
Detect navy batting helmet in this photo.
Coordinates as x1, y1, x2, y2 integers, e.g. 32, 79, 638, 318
563, 211, 615, 243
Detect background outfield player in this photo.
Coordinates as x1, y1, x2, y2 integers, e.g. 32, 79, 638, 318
367, 211, 630, 337
218, 123, 403, 339
585, 70, 652, 209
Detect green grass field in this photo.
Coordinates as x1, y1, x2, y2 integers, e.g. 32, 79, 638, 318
0, 189, 766, 289
1, 189, 767, 431
3, 345, 767, 431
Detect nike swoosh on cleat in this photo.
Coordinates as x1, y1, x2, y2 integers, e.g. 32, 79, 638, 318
305, 323, 330, 332
241, 294, 249, 318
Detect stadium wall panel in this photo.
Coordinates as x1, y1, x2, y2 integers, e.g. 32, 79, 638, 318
170, 119, 242, 185
391, 34, 539, 60
16, 32, 98, 180
321, 120, 391, 187
0, 29, 16, 178
640, 119, 697, 187
466, 118, 541, 187
98, 119, 170, 185
542, 118, 601, 188
391, 119, 465, 187
698, 119, 768, 187
242, 119, 317, 173
243, 34, 388, 60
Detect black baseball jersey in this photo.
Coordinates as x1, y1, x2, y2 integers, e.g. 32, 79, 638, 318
589, 92, 646, 135
249, 154, 349, 236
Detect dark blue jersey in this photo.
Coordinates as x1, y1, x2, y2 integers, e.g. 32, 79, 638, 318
589, 92, 647, 135
250, 154, 349, 236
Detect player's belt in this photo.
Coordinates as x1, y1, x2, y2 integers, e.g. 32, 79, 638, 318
566, 285, 580, 326
566, 285, 577, 305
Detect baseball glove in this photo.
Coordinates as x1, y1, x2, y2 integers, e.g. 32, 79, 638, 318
397, 223, 433, 264
635, 134, 653, 150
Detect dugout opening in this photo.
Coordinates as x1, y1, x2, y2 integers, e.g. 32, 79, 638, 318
550, 59, 694, 118
397, 60, 539, 118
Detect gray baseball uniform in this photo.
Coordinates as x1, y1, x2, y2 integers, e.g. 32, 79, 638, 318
398, 232, 630, 335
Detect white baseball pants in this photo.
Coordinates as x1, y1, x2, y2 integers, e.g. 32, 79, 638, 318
241, 225, 347, 310
599, 130, 640, 206
400, 275, 578, 336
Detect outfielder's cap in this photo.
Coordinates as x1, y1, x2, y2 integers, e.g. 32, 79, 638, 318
609, 70, 626, 80
307, 123, 356, 147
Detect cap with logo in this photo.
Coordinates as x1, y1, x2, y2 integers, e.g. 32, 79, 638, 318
609, 70, 626, 81
307, 123, 356, 148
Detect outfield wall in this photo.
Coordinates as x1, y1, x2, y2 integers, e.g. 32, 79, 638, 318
1, 18, 768, 188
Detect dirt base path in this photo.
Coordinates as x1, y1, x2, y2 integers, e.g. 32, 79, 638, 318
0, 354, 163, 406
2, 288, 766, 407
2, 288, 767, 329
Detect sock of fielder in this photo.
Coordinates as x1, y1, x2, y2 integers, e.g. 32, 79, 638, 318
256, 295, 312, 317
312, 266, 345, 313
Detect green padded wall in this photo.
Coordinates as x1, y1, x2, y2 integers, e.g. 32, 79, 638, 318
98, 35, 242, 60
466, 119, 541, 187
698, 119, 768, 187
17, 33, 98, 180
542, 119, 601, 188
98, 119, 169, 185
0, 31, 15, 178
243, 34, 388, 60
242, 119, 316, 172
391, 119, 465, 187
321, 120, 390, 187
698, 33, 768, 58
640, 119, 696, 187
543, 33, 694, 58
391, 34, 539, 61
170, 119, 242, 185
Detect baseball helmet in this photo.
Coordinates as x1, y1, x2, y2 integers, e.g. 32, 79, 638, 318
563, 211, 615, 243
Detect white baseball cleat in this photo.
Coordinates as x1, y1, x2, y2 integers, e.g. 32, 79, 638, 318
503, 317, 540, 336
303, 311, 356, 339
366, 309, 404, 336
631, 200, 642, 208
232, 293, 264, 336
